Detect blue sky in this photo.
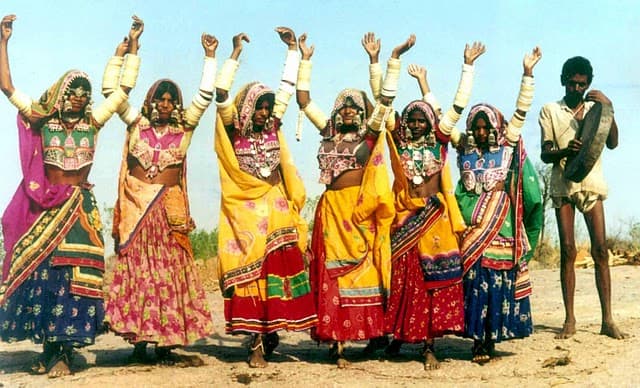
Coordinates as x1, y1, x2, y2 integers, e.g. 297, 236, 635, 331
1, 0, 639, 236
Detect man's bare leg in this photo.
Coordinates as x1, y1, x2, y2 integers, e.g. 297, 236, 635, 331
584, 201, 627, 339
555, 204, 577, 339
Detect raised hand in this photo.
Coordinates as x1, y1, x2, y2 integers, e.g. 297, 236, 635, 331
115, 37, 129, 56
464, 41, 486, 65
1, 14, 16, 42
523, 46, 542, 76
361, 32, 380, 63
128, 15, 144, 43
391, 34, 416, 59
407, 64, 426, 80
231, 32, 250, 60
298, 33, 314, 60
276, 26, 297, 50
201, 33, 218, 58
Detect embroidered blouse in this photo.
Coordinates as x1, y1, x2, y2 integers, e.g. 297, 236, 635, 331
128, 117, 193, 172
233, 120, 282, 179
458, 143, 513, 194
42, 118, 98, 171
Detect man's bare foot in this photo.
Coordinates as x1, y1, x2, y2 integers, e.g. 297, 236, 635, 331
248, 336, 268, 368
601, 321, 627, 339
423, 345, 440, 370
555, 321, 577, 339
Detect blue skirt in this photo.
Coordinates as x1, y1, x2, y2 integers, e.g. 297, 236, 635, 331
463, 259, 532, 342
0, 257, 104, 347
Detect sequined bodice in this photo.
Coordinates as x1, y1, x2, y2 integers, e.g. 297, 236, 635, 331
42, 118, 97, 171
458, 144, 513, 194
129, 119, 190, 175
234, 128, 281, 179
317, 132, 372, 185
397, 141, 445, 184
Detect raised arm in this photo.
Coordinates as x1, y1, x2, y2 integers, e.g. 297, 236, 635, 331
182, 33, 218, 129
215, 32, 248, 127
505, 46, 542, 144
92, 15, 143, 127
362, 32, 382, 100
439, 42, 486, 136
272, 26, 300, 120
1, 14, 35, 120
295, 33, 327, 131
0, 14, 16, 98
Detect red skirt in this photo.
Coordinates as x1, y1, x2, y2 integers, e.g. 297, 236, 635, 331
310, 210, 385, 343
224, 244, 317, 334
384, 246, 464, 343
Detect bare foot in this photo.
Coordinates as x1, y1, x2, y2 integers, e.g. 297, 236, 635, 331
330, 342, 350, 368
47, 354, 72, 379
423, 349, 440, 370
555, 321, 577, 339
601, 321, 627, 339
248, 336, 268, 368
471, 340, 490, 365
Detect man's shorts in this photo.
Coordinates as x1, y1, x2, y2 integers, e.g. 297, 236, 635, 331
552, 191, 606, 213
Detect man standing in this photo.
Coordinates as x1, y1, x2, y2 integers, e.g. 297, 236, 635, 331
539, 56, 624, 339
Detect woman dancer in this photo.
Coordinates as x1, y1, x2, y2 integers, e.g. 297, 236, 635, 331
0, 15, 141, 377
296, 32, 414, 367
453, 47, 543, 363
105, 32, 218, 365
214, 28, 317, 368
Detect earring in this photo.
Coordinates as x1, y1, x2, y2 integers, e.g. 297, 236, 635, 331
334, 114, 343, 129
466, 131, 476, 148
63, 96, 72, 112
84, 99, 93, 116
405, 127, 412, 140
488, 129, 497, 146
426, 131, 436, 147
150, 103, 159, 123
170, 104, 181, 124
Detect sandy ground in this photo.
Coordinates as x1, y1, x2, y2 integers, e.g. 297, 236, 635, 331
1, 265, 639, 388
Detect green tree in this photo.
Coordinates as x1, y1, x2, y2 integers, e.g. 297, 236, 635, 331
190, 228, 219, 261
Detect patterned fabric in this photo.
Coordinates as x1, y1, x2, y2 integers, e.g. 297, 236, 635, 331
233, 82, 275, 137
0, 257, 104, 347
105, 186, 213, 346
2, 115, 75, 282
1, 188, 105, 303
42, 118, 97, 171
128, 116, 192, 173
32, 70, 92, 120
463, 260, 532, 342
310, 197, 385, 342
233, 119, 281, 179
1, 189, 105, 346
224, 245, 317, 334
384, 245, 463, 343
215, 84, 312, 334
215, 101, 307, 293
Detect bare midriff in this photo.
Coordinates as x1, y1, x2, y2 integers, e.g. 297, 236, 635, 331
45, 165, 91, 186
326, 169, 364, 190
408, 173, 442, 198
129, 159, 182, 186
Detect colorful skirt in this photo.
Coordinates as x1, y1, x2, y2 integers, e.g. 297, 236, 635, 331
385, 246, 464, 342
0, 189, 105, 347
463, 259, 532, 342
224, 244, 317, 334
310, 188, 386, 342
105, 189, 214, 347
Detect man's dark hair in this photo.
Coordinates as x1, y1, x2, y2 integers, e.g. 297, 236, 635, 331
561, 56, 593, 85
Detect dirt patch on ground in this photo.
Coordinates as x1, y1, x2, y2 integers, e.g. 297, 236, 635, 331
1, 266, 638, 387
